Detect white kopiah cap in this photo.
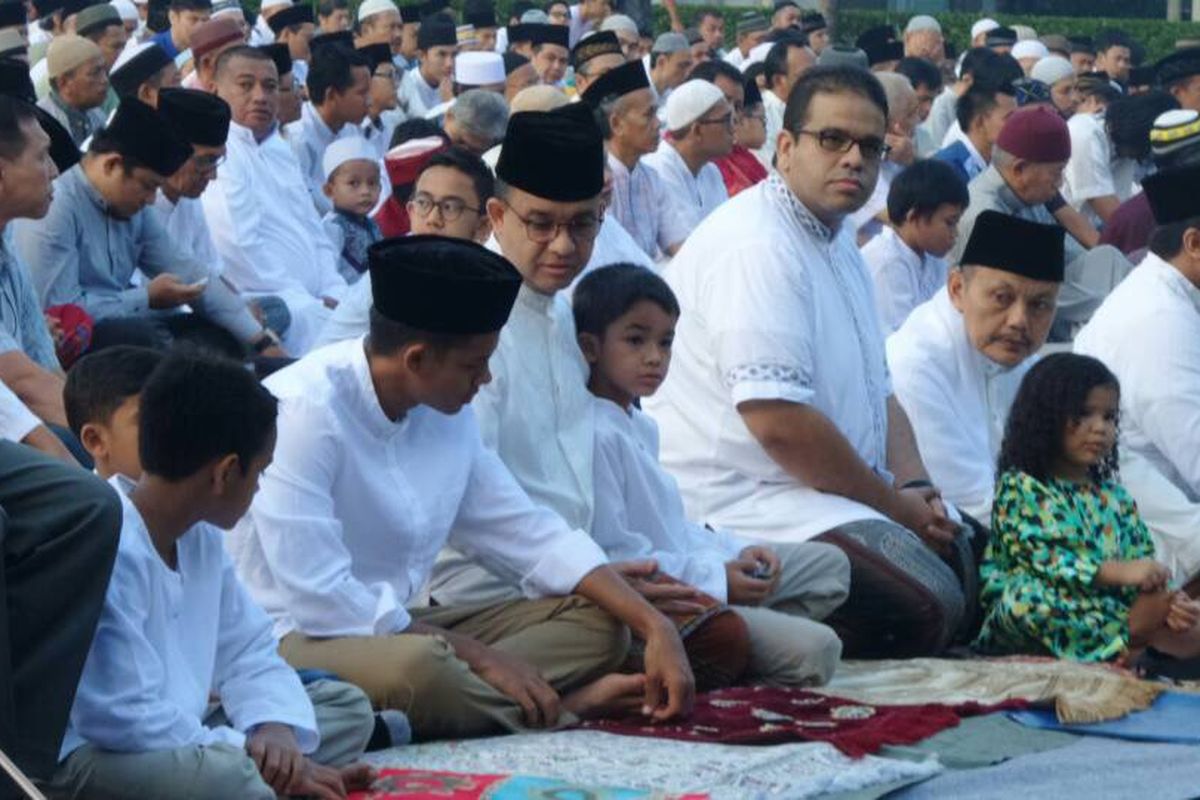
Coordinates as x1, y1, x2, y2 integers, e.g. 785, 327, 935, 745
1012, 40, 1048, 61
904, 15, 941, 35
323, 137, 381, 181
1031, 55, 1074, 86
971, 18, 999, 40
455, 51, 505, 85
261, 0, 292, 9
357, 0, 396, 21
665, 78, 726, 132
112, 0, 137, 22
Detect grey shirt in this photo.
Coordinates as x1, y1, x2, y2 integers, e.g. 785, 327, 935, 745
0, 229, 58, 371
951, 165, 1085, 267
36, 92, 106, 148
13, 165, 261, 342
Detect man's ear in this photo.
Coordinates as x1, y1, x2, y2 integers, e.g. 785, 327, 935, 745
401, 341, 431, 375
1183, 225, 1200, 261
947, 267, 967, 311
577, 331, 602, 365
79, 423, 108, 462
485, 196, 506, 232
212, 452, 240, 495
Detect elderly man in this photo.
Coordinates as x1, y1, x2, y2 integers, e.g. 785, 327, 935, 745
755, 34, 813, 168
724, 13, 767, 70
643, 78, 731, 238
584, 59, 686, 261
183, 16, 245, 90
39, 34, 107, 146
353, 0, 402, 62
888, 211, 1064, 525
643, 66, 972, 659
848, 71, 919, 243
109, 41, 179, 104
570, 29, 623, 96
285, 44, 370, 214
903, 15, 943, 63
952, 107, 1132, 335
15, 99, 280, 358
202, 45, 346, 354
1076, 165, 1200, 587
399, 13, 456, 117
648, 32, 690, 105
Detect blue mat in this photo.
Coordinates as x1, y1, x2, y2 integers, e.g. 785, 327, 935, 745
1009, 691, 1200, 744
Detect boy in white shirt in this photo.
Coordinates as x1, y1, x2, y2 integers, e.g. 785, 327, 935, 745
574, 263, 848, 686
50, 353, 377, 800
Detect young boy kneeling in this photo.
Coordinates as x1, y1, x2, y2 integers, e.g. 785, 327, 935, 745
50, 353, 377, 800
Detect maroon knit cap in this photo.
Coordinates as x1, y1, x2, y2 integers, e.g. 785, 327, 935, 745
996, 106, 1071, 163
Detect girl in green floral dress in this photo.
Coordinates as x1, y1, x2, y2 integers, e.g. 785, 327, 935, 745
976, 353, 1200, 663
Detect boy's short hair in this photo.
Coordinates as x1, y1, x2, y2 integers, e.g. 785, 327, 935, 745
886, 158, 969, 225
366, 307, 476, 356
895, 56, 942, 93
64, 346, 164, 438
417, 146, 494, 207
572, 263, 680, 337
139, 352, 278, 481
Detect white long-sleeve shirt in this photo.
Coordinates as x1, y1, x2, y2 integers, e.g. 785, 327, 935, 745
862, 226, 949, 335
886, 288, 1031, 523
285, 102, 362, 216
1075, 253, 1200, 579
641, 140, 728, 240
228, 337, 607, 639
0, 379, 38, 443
607, 151, 692, 261
753, 88, 785, 169
61, 478, 317, 761
592, 397, 747, 601
201, 121, 347, 353
431, 280, 597, 606
149, 191, 223, 279
643, 174, 893, 543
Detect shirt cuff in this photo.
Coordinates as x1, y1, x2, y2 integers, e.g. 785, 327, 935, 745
519, 528, 608, 598
730, 380, 813, 407
120, 286, 151, 316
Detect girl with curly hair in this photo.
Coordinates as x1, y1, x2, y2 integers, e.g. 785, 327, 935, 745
975, 352, 1200, 662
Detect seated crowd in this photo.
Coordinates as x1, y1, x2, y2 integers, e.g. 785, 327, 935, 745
3, 1, 1200, 797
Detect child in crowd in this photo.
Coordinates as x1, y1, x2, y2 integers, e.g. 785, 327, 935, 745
63, 345, 163, 480
861, 158, 969, 334
322, 137, 384, 285
573, 264, 847, 687
51, 353, 378, 799
976, 353, 1200, 663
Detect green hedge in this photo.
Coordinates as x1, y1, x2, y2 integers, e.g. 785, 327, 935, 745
652, 7, 1200, 62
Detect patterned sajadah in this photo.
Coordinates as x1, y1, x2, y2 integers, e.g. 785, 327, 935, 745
348, 768, 708, 800
579, 684, 1018, 757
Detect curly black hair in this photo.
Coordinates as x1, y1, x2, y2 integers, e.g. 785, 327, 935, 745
997, 352, 1121, 484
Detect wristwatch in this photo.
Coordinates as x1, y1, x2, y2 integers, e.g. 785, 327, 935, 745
251, 328, 282, 354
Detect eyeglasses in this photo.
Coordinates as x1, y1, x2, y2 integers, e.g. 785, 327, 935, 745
500, 199, 601, 244
741, 112, 766, 124
409, 193, 483, 222
193, 153, 226, 171
697, 112, 735, 130
796, 128, 891, 161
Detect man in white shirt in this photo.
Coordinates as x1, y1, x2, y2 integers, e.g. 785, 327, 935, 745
643, 79, 731, 240
724, 12, 767, 71
203, 45, 347, 355
285, 44, 371, 214
648, 32, 691, 106
352, 0, 403, 71
643, 66, 971, 658
1064, 73, 1122, 228
583, 60, 687, 261
570, 29, 624, 97
1076, 165, 1200, 586
529, 22, 569, 86
754, 34, 813, 168
53, 352, 376, 800
398, 13, 456, 118
109, 41, 180, 105
231, 235, 694, 740
888, 211, 1063, 526
847, 71, 918, 243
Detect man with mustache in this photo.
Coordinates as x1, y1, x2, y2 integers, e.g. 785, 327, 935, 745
886, 211, 1064, 526
643, 66, 974, 659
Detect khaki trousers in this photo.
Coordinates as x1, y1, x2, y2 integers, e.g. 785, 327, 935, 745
47, 679, 375, 800
735, 541, 850, 687
279, 595, 630, 742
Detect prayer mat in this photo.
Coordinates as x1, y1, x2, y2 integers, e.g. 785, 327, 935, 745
878, 712, 1079, 769
577, 685, 1017, 757
811, 656, 1164, 723
347, 768, 707, 799
362, 730, 944, 800
1010, 691, 1200, 744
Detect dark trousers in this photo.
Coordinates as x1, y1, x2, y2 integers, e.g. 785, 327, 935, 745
89, 314, 245, 361
0, 443, 120, 792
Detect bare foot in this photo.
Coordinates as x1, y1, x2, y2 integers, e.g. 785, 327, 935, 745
340, 763, 377, 792
562, 673, 647, 720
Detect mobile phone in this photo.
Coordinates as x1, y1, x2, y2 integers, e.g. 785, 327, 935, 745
190, 277, 209, 290
751, 561, 773, 580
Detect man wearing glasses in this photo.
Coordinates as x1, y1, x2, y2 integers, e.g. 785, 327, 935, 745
644, 66, 974, 661
642, 78, 731, 239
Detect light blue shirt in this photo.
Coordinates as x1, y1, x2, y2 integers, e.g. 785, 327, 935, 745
0, 230, 58, 371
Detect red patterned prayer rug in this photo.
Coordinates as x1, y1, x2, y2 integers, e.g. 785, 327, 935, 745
347, 768, 709, 799
580, 685, 1024, 757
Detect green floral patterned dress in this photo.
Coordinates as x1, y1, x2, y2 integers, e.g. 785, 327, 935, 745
974, 470, 1157, 662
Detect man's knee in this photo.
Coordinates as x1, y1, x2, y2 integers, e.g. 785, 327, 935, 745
304, 680, 375, 766
52, 743, 275, 800
554, 597, 633, 674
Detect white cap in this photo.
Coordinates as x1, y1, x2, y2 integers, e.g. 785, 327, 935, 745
1031, 55, 1073, 86
261, 0, 292, 9
599, 13, 637, 36
665, 78, 726, 131
212, 0, 243, 20
1012, 40, 1048, 61
132, 0, 147, 6
904, 15, 941, 35
455, 51, 504, 85
357, 0, 396, 22
971, 18, 999, 40
746, 40, 772, 66
385, 134, 446, 162
111, 39, 156, 72
323, 137, 381, 181
112, 0, 137, 21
